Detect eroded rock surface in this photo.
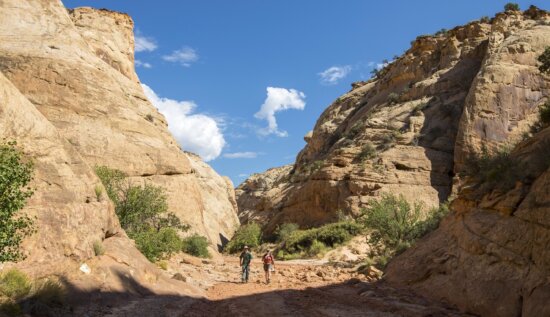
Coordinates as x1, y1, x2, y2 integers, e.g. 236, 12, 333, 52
237, 8, 550, 236
0, 0, 238, 250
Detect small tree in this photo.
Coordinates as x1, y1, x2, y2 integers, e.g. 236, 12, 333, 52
225, 223, 262, 253
504, 3, 520, 12
538, 47, 550, 74
0, 142, 34, 262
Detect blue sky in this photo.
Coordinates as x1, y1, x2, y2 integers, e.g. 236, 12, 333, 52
66, 0, 548, 186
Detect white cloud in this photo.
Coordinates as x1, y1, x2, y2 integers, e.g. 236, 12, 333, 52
135, 33, 157, 52
223, 152, 258, 159
135, 60, 152, 68
141, 84, 225, 161
367, 61, 375, 67
318, 65, 351, 85
254, 87, 306, 137
162, 47, 199, 67
238, 173, 249, 178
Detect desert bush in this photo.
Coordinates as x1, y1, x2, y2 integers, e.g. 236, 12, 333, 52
281, 221, 362, 256
379, 132, 398, 151
93, 241, 105, 256
464, 146, 522, 193
157, 261, 168, 270
145, 114, 154, 122
95, 166, 189, 262
480, 16, 490, 23
275, 223, 299, 242
0, 142, 35, 263
181, 234, 211, 258
434, 28, 447, 36
0, 269, 31, 300
357, 142, 377, 161
225, 223, 262, 254
387, 92, 400, 104
504, 3, 520, 11
132, 227, 182, 262
531, 100, 550, 133
307, 240, 327, 257
94, 165, 126, 204
304, 160, 324, 176
30, 278, 65, 305
346, 121, 364, 139
94, 185, 103, 202
539, 47, 550, 74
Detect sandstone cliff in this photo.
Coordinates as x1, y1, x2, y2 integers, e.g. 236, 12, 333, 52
0, 0, 239, 253
237, 8, 550, 236
0, 0, 239, 300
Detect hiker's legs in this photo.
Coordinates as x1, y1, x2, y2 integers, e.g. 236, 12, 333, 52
242, 265, 249, 282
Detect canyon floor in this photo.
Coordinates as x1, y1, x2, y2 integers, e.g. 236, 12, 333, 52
74, 256, 473, 317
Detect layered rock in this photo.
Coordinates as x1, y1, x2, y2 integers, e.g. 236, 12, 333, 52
0, 0, 238, 250
237, 8, 549, 235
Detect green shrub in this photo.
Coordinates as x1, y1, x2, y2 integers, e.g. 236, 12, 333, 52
94, 165, 126, 204
181, 234, 211, 258
94, 185, 103, 202
504, 3, 520, 11
0, 142, 35, 263
480, 16, 490, 23
225, 223, 262, 254
145, 114, 154, 122
464, 146, 522, 193
307, 240, 327, 257
157, 261, 168, 270
0, 269, 31, 300
30, 278, 65, 305
131, 227, 182, 262
538, 47, 550, 74
95, 166, 189, 262
346, 121, 364, 139
93, 241, 105, 256
434, 28, 448, 36
360, 194, 449, 264
387, 92, 400, 104
540, 101, 550, 125
275, 223, 299, 242
357, 142, 377, 161
281, 221, 362, 256
379, 132, 398, 151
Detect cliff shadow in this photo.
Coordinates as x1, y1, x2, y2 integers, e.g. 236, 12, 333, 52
13, 273, 471, 317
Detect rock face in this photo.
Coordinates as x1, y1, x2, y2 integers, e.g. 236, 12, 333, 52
0, 0, 239, 253
237, 8, 550, 235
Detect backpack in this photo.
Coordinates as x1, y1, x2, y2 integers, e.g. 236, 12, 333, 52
263, 254, 273, 264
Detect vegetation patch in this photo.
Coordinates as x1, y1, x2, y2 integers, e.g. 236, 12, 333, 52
504, 2, 520, 12
538, 47, 550, 74
359, 194, 449, 269
181, 234, 211, 258
225, 223, 262, 254
277, 221, 363, 260
357, 142, 377, 162
0, 269, 66, 316
464, 146, 522, 194
0, 141, 35, 263
95, 166, 196, 262
93, 241, 105, 256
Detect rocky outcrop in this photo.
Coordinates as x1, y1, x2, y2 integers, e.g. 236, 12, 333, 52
385, 127, 550, 317
237, 8, 550, 235
0, 0, 238, 251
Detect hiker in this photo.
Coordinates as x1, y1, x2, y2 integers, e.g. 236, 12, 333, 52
262, 250, 275, 284
239, 245, 252, 283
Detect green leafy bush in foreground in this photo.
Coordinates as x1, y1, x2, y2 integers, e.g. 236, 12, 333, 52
275, 223, 299, 242
0, 142, 35, 263
181, 234, 211, 258
0, 269, 31, 300
225, 223, 262, 254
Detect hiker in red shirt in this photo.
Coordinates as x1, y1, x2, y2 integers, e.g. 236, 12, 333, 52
262, 250, 275, 284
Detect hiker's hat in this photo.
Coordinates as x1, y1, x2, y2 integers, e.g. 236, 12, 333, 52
244, 245, 249, 249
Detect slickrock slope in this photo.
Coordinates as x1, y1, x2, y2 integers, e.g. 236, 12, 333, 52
0, 71, 198, 297
237, 8, 550, 235
0, 0, 239, 250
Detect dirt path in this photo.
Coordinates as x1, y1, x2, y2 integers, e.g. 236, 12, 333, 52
184, 257, 471, 317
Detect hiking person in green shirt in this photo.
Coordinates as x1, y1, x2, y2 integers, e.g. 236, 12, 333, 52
239, 245, 252, 283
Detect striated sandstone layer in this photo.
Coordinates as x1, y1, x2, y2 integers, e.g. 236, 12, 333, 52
0, 0, 239, 250
237, 8, 550, 235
